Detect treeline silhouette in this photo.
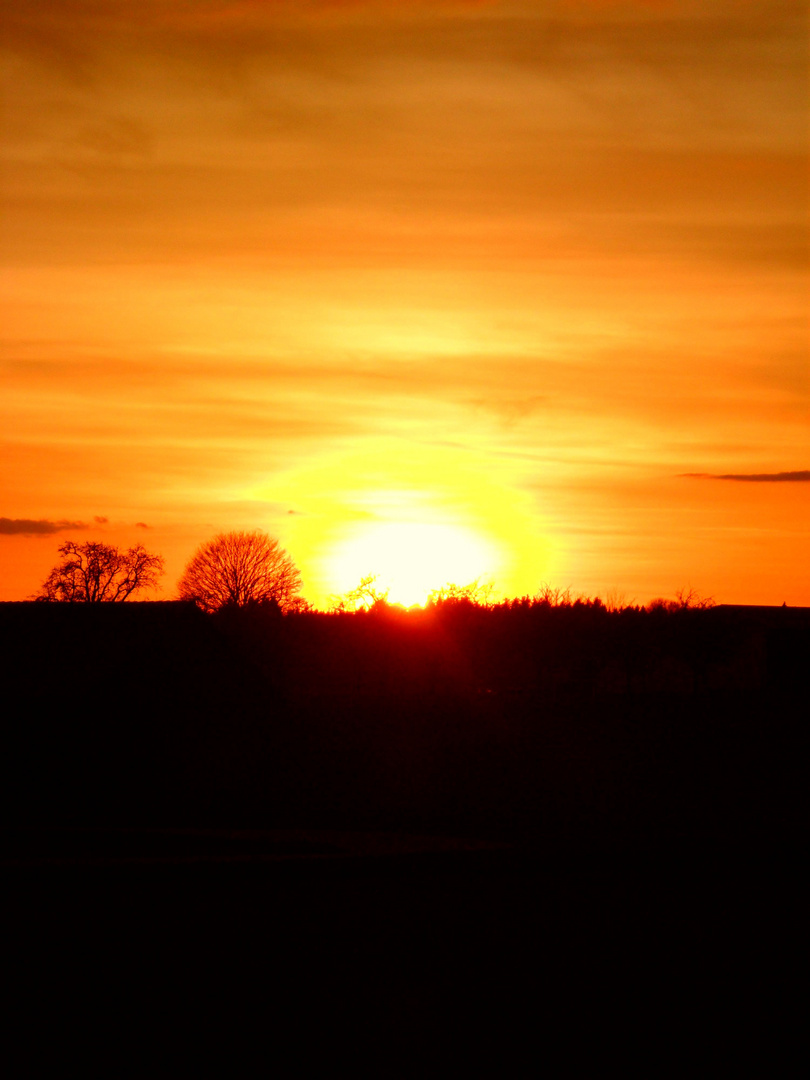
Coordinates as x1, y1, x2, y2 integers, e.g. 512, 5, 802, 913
1, 595, 806, 841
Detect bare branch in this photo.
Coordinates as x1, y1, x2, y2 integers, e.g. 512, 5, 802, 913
426, 578, 494, 608
329, 574, 389, 612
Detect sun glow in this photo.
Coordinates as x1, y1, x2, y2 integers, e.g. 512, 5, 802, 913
325, 520, 501, 608
259, 441, 557, 609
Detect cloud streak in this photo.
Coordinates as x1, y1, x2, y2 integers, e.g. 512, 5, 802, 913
684, 471, 810, 483
0, 517, 88, 536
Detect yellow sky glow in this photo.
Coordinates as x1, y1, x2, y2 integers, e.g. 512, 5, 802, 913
324, 520, 500, 608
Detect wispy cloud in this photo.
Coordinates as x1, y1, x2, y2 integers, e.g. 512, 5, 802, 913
0, 517, 88, 536
683, 471, 810, 483
1, 0, 806, 606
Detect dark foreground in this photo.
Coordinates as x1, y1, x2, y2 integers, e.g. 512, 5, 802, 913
4, 827, 802, 1071
2, 601, 806, 1069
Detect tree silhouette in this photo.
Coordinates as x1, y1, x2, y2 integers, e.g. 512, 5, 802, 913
534, 584, 574, 608
329, 574, 390, 612
37, 540, 165, 602
427, 578, 494, 608
177, 530, 302, 613
647, 587, 715, 613
674, 586, 715, 610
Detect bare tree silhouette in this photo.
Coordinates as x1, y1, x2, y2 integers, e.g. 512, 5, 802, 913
330, 574, 389, 612
177, 530, 302, 613
427, 578, 494, 607
37, 540, 165, 602
535, 584, 574, 608
648, 587, 715, 613
675, 586, 715, 610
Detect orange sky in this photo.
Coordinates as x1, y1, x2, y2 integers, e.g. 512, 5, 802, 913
2, 0, 808, 607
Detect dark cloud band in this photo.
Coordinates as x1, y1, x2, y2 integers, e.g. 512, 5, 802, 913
0, 517, 88, 536
683, 471, 810, 483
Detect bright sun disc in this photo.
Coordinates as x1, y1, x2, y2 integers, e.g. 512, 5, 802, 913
326, 521, 500, 608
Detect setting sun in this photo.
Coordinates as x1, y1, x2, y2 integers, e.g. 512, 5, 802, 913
325, 520, 501, 609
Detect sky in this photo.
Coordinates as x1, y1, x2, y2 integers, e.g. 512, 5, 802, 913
1, 0, 808, 608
